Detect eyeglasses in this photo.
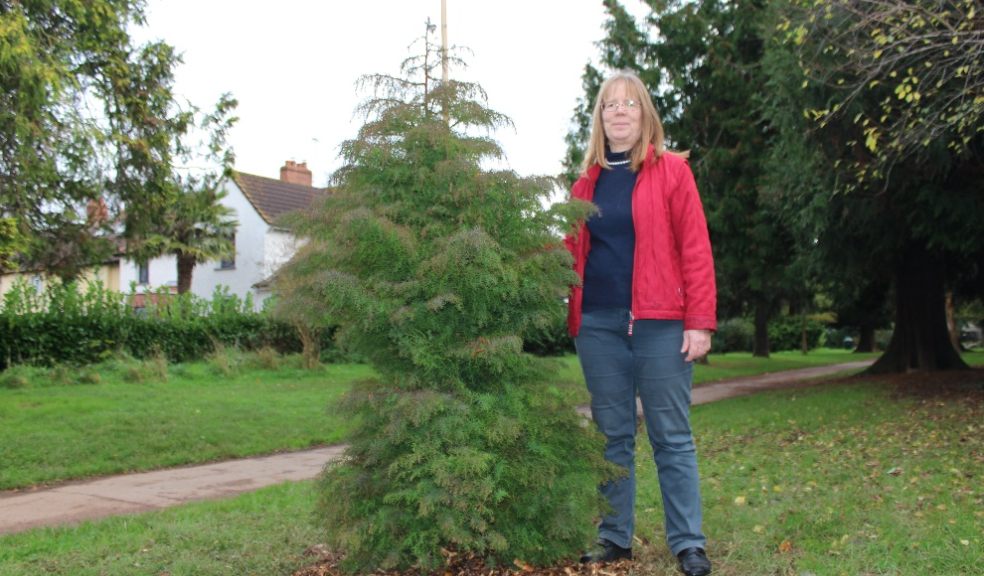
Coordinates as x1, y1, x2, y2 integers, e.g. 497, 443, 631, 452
601, 99, 640, 113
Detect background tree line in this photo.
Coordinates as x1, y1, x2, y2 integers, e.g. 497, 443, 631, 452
565, 0, 983, 374
4, 1, 980, 375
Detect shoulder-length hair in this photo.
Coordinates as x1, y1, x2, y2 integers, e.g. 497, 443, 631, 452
582, 70, 665, 173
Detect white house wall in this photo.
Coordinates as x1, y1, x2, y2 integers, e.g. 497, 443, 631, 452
116, 179, 303, 310
264, 229, 301, 278
190, 179, 271, 308
118, 254, 178, 293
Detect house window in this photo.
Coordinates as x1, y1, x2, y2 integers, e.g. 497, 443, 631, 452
219, 234, 236, 270
138, 262, 149, 285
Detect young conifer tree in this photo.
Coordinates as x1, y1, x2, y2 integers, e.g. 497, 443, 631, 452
277, 30, 612, 571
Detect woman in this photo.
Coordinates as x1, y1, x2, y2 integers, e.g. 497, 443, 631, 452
565, 70, 716, 576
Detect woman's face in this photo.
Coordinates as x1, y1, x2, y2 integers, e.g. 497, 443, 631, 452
601, 82, 642, 153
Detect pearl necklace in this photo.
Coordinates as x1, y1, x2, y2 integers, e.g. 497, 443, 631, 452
608, 158, 630, 166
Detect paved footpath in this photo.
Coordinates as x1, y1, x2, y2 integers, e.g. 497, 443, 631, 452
0, 360, 872, 536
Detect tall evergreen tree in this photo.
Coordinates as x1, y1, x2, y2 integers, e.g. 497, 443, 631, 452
774, 0, 983, 372
757, 1, 897, 355
277, 30, 611, 571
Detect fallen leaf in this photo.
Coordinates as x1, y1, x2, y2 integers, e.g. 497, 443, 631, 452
779, 539, 793, 553
513, 559, 534, 572
734, 495, 747, 506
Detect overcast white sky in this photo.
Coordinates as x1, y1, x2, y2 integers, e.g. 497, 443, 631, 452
133, 1, 644, 187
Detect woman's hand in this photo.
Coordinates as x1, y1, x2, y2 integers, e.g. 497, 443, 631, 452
681, 329, 712, 362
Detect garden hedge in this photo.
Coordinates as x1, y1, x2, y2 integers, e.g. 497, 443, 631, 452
0, 281, 328, 369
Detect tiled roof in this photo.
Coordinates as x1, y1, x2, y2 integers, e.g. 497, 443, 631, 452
231, 171, 330, 226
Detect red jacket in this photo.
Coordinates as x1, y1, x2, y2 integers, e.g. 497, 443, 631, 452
565, 145, 717, 337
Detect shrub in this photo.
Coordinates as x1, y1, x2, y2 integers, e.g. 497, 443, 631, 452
206, 340, 244, 377
49, 364, 74, 386
0, 281, 319, 369
281, 38, 609, 571
247, 346, 282, 370
318, 381, 613, 571
0, 365, 30, 389
768, 314, 827, 351
144, 350, 170, 382
77, 370, 102, 385
715, 317, 754, 353
522, 302, 575, 357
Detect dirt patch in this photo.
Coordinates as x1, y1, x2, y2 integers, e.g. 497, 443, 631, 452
868, 367, 984, 403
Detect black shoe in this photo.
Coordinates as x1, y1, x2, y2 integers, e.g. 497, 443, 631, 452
579, 538, 633, 563
677, 547, 711, 576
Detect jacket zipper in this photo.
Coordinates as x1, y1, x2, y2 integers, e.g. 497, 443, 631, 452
627, 167, 641, 338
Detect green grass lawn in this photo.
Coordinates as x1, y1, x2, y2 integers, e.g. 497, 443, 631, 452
0, 481, 321, 576
636, 374, 984, 575
2, 373, 980, 575
550, 347, 883, 404
693, 347, 882, 382
961, 348, 984, 366
0, 354, 371, 490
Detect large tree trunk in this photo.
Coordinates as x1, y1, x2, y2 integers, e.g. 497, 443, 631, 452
753, 298, 770, 358
176, 253, 196, 295
855, 323, 877, 353
866, 246, 968, 374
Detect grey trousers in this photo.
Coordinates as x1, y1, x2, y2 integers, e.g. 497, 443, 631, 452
575, 308, 706, 554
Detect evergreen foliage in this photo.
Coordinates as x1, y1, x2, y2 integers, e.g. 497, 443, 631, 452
278, 31, 611, 571
714, 317, 754, 353
771, 0, 983, 372
767, 314, 826, 352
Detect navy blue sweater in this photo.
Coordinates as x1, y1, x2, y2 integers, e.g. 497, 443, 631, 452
582, 150, 638, 312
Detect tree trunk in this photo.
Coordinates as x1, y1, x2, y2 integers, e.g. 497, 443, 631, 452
945, 290, 963, 351
176, 253, 196, 294
866, 245, 969, 374
855, 324, 876, 353
800, 315, 809, 355
851, 279, 889, 353
753, 298, 770, 358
